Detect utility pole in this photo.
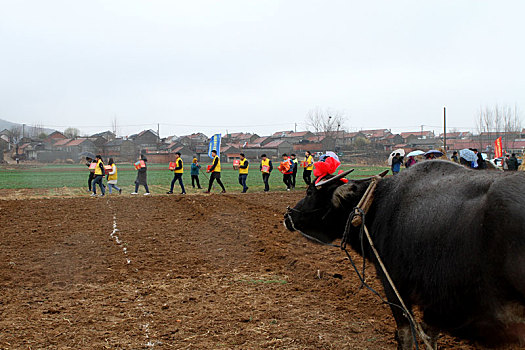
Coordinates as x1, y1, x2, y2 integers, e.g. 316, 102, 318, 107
443, 107, 447, 152
157, 123, 160, 151
295, 123, 297, 133
22, 124, 25, 139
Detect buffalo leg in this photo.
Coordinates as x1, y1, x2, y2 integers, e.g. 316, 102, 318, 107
380, 275, 414, 350
421, 322, 440, 350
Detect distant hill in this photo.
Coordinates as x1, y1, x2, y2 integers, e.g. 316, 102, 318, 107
0, 118, 56, 137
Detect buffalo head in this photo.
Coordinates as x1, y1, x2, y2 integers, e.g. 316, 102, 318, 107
284, 170, 388, 244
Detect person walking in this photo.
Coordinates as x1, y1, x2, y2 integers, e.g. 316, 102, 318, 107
237, 153, 249, 193
507, 153, 519, 171
86, 157, 96, 192
190, 158, 202, 189
290, 154, 298, 188
303, 151, 314, 185
204, 150, 226, 193
131, 155, 150, 195
503, 154, 510, 170
473, 149, 486, 169
91, 155, 106, 197
260, 154, 273, 192
280, 153, 293, 191
451, 151, 459, 163
106, 158, 121, 195
391, 153, 403, 175
167, 152, 186, 194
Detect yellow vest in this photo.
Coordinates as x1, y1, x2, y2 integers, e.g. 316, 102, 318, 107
261, 158, 270, 173
212, 156, 221, 172
305, 155, 314, 170
94, 159, 104, 175
174, 158, 183, 174
239, 158, 249, 174
108, 164, 118, 181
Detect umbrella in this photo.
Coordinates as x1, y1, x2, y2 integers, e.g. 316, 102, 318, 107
406, 150, 425, 157
424, 150, 443, 157
319, 151, 340, 162
79, 151, 96, 159
387, 149, 406, 165
459, 149, 477, 162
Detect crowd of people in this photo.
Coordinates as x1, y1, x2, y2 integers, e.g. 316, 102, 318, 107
85, 150, 316, 197
86, 148, 523, 197
390, 148, 523, 174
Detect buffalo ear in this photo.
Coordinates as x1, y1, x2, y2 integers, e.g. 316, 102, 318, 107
331, 183, 357, 208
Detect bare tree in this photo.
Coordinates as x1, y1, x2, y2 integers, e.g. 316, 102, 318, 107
475, 105, 522, 155
64, 127, 80, 139
9, 125, 22, 144
306, 107, 347, 148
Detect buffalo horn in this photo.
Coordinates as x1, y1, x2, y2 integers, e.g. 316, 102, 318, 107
315, 169, 354, 187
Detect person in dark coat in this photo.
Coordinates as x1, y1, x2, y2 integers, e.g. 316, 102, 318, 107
470, 149, 485, 169
507, 153, 519, 171
391, 153, 403, 175
290, 154, 298, 189
451, 151, 459, 163
86, 157, 95, 192
131, 155, 150, 195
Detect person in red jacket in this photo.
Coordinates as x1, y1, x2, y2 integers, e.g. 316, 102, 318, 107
280, 153, 293, 191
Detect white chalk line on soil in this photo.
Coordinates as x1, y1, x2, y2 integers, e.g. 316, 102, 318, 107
110, 215, 130, 264
105, 199, 131, 264
105, 198, 160, 347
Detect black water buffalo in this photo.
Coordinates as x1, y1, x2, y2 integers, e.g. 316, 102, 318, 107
284, 160, 525, 349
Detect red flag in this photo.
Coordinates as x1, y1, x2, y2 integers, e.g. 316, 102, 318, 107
494, 137, 503, 158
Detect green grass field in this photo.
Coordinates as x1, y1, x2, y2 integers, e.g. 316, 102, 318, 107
0, 163, 390, 194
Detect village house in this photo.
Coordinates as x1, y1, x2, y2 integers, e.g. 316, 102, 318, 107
251, 136, 272, 146
293, 135, 335, 154
103, 138, 138, 162
271, 130, 294, 139
129, 129, 159, 152
360, 129, 392, 143
62, 138, 97, 159
401, 131, 435, 143
223, 132, 259, 145
91, 130, 116, 141
221, 145, 242, 163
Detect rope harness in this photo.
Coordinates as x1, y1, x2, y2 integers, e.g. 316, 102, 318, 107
292, 176, 433, 349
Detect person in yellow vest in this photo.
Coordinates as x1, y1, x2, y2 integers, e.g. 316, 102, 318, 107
303, 151, 314, 186
259, 153, 273, 192
106, 158, 121, 195
167, 152, 186, 194
204, 150, 226, 193
238, 153, 249, 193
91, 154, 106, 197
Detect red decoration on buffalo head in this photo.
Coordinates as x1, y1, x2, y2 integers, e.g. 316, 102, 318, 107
313, 157, 349, 184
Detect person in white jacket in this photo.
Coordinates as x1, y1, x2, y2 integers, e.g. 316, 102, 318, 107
107, 158, 122, 194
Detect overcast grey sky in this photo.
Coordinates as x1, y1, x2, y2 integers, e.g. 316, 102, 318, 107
0, 0, 523, 137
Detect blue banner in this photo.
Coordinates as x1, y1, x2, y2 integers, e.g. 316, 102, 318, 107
208, 134, 221, 158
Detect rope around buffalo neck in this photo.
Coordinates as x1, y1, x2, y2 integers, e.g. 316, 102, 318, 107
344, 209, 434, 349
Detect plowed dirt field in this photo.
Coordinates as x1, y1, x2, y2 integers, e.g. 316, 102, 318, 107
0, 193, 479, 349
